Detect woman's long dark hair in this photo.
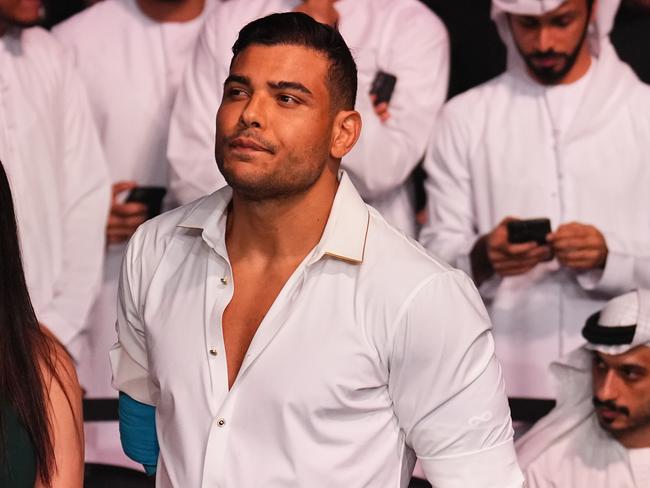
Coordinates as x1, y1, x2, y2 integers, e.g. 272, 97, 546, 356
0, 160, 59, 485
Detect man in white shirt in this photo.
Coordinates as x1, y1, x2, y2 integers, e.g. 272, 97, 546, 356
517, 289, 650, 487
53, 0, 215, 468
420, 0, 650, 398
0, 0, 109, 360
167, 0, 449, 236
111, 13, 523, 487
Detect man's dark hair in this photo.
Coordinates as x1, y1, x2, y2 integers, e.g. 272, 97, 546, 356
231, 12, 357, 111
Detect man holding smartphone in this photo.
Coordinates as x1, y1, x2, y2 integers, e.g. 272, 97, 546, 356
167, 0, 449, 237
420, 0, 650, 399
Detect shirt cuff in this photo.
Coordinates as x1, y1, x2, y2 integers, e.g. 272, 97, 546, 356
418, 439, 524, 487
109, 344, 156, 406
576, 232, 634, 296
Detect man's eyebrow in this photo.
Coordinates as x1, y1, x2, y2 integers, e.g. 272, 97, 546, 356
268, 81, 313, 96
224, 74, 251, 87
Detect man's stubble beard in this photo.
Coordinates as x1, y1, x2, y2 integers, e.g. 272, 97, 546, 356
512, 8, 593, 85
215, 132, 329, 202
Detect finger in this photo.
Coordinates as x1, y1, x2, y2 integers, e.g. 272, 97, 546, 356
495, 264, 537, 277
551, 237, 587, 252
112, 202, 148, 218
502, 242, 540, 256
112, 181, 138, 200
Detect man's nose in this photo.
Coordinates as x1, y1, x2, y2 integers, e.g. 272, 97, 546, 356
535, 26, 555, 53
239, 94, 265, 129
595, 370, 620, 402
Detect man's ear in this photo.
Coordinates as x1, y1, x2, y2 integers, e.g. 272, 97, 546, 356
330, 110, 362, 160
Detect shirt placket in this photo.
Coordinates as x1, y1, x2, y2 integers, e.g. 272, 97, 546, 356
200, 254, 314, 487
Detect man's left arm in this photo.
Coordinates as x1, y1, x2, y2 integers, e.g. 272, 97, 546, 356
388, 270, 523, 487
342, 5, 449, 201
548, 222, 650, 296
38, 49, 110, 349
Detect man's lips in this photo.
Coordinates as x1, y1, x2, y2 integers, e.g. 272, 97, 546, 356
596, 407, 623, 422
229, 137, 271, 153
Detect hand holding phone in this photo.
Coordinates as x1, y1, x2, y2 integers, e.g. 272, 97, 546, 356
126, 186, 167, 221
507, 218, 552, 245
370, 71, 397, 106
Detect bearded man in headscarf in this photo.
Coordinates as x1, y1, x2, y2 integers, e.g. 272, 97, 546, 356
516, 289, 650, 486
420, 0, 650, 399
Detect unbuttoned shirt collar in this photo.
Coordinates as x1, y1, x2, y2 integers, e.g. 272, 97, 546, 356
176, 170, 369, 265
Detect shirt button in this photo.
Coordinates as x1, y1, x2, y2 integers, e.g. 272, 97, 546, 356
220, 277, 229, 285
217, 418, 226, 427
209, 348, 218, 356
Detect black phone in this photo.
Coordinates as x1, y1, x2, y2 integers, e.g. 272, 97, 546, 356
126, 186, 167, 220
369, 71, 397, 105
507, 218, 552, 245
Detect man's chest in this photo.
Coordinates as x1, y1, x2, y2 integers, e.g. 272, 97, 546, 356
141, 249, 389, 416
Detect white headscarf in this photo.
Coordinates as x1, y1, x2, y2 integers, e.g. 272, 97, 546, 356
488, 0, 641, 144
491, 0, 621, 73
516, 289, 650, 468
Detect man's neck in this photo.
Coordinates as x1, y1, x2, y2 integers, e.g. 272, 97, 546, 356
225, 169, 339, 266
136, 0, 205, 23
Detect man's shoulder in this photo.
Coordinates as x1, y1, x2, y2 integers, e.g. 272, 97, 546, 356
444, 73, 511, 115
128, 191, 222, 258
364, 207, 457, 286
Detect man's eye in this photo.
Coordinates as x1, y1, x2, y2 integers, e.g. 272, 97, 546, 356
516, 17, 539, 29
278, 94, 299, 105
621, 367, 642, 381
227, 87, 248, 98
593, 357, 607, 370
552, 15, 575, 28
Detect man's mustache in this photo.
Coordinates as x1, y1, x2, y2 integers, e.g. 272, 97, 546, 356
528, 50, 568, 62
593, 397, 630, 417
224, 130, 278, 154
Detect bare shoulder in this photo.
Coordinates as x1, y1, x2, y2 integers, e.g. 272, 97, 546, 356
36, 328, 84, 488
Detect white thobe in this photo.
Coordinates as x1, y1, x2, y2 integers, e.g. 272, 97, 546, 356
516, 348, 650, 487
167, 0, 449, 236
420, 40, 650, 398
111, 171, 523, 487
53, 0, 213, 467
521, 415, 650, 487
0, 27, 109, 359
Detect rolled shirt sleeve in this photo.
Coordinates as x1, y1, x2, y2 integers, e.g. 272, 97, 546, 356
388, 269, 524, 487
110, 227, 157, 406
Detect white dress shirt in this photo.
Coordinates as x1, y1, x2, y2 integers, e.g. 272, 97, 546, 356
111, 172, 523, 487
53, 0, 214, 467
419, 29, 650, 397
0, 27, 109, 358
166, 0, 449, 236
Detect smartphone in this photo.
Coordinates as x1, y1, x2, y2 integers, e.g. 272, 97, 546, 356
507, 218, 552, 245
369, 71, 397, 105
126, 186, 167, 221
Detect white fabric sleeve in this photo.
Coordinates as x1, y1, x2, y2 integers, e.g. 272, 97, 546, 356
388, 270, 524, 487
342, 8, 449, 201
166, 7, 228, 206
38, 51, 110, 347
576, 230, 650, 296
419, 104, 478, 276
110, 228, 157, 406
